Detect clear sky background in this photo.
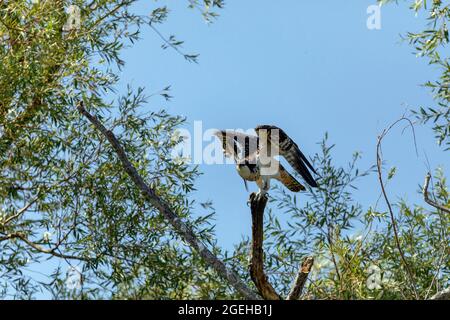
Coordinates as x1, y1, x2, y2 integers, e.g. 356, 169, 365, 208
118, 0, 447, 251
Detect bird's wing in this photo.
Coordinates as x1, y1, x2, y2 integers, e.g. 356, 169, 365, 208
214, 130, 259, 161
256, 125, 319, 188
275, 164, 306, 192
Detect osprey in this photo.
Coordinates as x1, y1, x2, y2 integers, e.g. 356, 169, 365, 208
214, 125, 318, 198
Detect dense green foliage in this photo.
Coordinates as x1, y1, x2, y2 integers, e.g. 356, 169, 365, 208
0, 0, 228, 299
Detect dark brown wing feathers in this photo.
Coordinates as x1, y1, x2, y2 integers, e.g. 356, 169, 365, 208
256, 125, 319, 188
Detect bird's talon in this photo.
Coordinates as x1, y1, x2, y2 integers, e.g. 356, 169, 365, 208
249, 192, 262, 206
249, 191, 267, 204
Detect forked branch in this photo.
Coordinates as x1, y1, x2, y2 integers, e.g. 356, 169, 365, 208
249, 193, 314, 300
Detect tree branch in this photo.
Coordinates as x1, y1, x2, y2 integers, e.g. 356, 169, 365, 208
287, 256, 314, 300
248, 193, 314, 300
4, 195, 40, 225
423, 173, 450, 214
0, 233, 87, 261
77, 102, 259, 300
249, 193, 281, 300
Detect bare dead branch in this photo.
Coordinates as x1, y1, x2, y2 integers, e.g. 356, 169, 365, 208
376, 116, 419, 299
249, 193, 281, 300
4, 195, 39, 225
423, 173, 450, 214
287, 256, 314, 300
248, 193, 314, 300
77, 102, 259, 300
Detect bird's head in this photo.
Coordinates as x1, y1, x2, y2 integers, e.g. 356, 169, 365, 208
255, 125, 282, 142
255, 125, 277, 134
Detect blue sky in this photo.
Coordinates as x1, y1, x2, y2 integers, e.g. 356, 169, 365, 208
115, 0, 447, 251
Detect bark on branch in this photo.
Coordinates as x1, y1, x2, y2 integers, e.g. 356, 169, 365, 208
0, 232, 87, 261
249, 193, 314, 300
287, 256, 314, 300
423, 173, 450, 214
77, 102, 259, 300
249, 193, 282, 300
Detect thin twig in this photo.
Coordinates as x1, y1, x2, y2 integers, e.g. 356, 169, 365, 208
423, 173, 450, 214
425, 240, 448, 299
149, 23, 198, 63
3, 195, 40, 225
376, 116, 419, 299
326, 224, 342, 283
249, 193, 281, 300
0, 233, 87, 261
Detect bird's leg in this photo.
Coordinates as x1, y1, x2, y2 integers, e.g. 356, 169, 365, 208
256, 191, 268, 202
251, 176, 270, 203
249, 191, 268, 207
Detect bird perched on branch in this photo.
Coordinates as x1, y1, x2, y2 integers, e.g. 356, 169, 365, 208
214, 125, 318, 199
